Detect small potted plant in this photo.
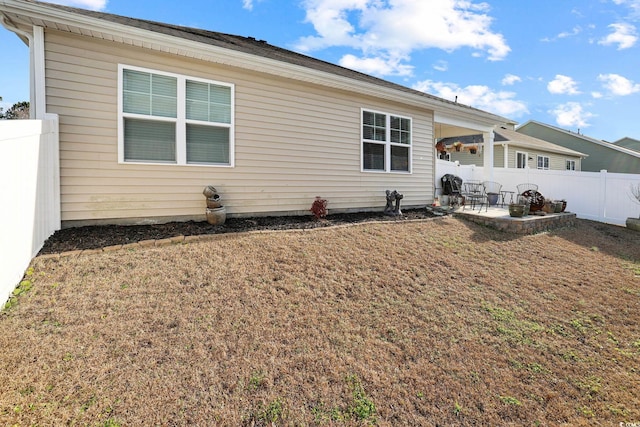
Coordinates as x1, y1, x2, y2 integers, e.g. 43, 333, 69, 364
310, 196, 328, 220
542, 197, 556, 214
560, 199, 567, 212
626, 183, 640, 231
553, 199, 563, 213
508, 195, 529, 217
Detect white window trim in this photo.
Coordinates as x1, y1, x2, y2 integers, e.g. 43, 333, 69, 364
537, 155, 550, 170
360, 108, 412, 174
515, 151, 528, 169
117, 64, 235, 167
565, 159, 576, 170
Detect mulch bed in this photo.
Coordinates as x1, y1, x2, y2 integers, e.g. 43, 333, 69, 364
39, 209, 440, 254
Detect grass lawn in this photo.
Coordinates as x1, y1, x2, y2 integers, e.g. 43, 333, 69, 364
1, 217, 639, 426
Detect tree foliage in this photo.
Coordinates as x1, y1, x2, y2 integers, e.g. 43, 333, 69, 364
0, 101, 30, 119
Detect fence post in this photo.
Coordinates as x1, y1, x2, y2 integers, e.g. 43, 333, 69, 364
599, 170, 608, 222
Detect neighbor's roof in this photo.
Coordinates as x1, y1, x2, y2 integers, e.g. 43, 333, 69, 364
439, 127, 588, 158
613, 137, 640, 152
517, 120, 640, 159
494, 127, 587, 157
0, 0, 514, 127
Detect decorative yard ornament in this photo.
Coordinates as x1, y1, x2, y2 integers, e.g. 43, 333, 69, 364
203, 186, 226, 225
384, 190, 404, 216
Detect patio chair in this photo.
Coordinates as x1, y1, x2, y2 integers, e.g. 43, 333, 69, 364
482, 181, 502, 206
462, 180, 488, 212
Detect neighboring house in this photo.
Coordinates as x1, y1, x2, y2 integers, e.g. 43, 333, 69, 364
517, 120, 640, 174
612, 137, 640, 153
437, 127, 587, 171
0, 0, 512, 227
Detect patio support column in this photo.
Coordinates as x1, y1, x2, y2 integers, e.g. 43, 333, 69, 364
482, 130, 495, 181
32, 25, 46, 119
503, 144, 509, 168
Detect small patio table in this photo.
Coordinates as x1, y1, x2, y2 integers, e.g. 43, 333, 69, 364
500, 190, 515, 207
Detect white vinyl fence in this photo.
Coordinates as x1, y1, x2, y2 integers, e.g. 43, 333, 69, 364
0, 115, 60, 305
0, 130, 636, 305
436, 159, 640, 226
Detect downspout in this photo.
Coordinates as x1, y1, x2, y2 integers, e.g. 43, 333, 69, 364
0, 15, 46, 119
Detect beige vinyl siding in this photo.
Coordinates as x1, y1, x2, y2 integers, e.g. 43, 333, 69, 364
44, 30, 434, 224
448, 145, 580, 171
447, 150, 484, 165
503, 148, 580, 170
446, 146, 504, 167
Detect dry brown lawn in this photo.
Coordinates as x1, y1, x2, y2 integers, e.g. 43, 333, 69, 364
1, 217, 639, 426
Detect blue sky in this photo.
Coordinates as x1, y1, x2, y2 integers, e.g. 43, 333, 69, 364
1, 0, 640, 141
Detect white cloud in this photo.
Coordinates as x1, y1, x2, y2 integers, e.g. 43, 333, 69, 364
433, 60, 448, 72
501, 74, 521, 86
558, 26, 582, 39
547, 74, 581, 95
597, 73, 640, 95
242, 0, 253, 11
591, 91, 603, 99
296, 0, 510, 77
612, 0, 640, 18
339, 54, 413, 77
550, 102, 595, 128
598, 23, 638, 49
413, 80, 529, 118
42, 0, 107, 10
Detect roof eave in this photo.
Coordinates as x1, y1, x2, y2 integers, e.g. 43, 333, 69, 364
0, 0, 511, 128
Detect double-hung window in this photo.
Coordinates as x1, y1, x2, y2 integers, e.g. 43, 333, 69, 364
362, 109, 411, 172
565, 159, 576, 170
537, 155, 550, 170
119, 65, 234, 166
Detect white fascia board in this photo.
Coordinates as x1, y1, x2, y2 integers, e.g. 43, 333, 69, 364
1, 0, 510, 127
433, 111, 497, 133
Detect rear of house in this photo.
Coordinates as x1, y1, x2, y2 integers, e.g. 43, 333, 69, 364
1, 0, 511, 227
49, 31, 439, 226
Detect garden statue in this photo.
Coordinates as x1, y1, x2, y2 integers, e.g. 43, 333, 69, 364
203, 186, 226, 225
384, 190, 404, 216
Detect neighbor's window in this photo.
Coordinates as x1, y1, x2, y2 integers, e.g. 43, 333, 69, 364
119, 65, 234, 166
565, 159, 576, 170
362, 109, 411, 172
516, 152, 527, 169
537, 155, 550, 170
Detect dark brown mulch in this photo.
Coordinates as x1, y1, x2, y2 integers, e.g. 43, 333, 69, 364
39, 209, 440, 254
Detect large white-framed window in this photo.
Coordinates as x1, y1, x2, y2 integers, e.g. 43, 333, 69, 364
118, 64, 234, 166
537, 155, 550, 170
361, 109, 412, 173
565, 159, 576, 170
516, 151, 527, 169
